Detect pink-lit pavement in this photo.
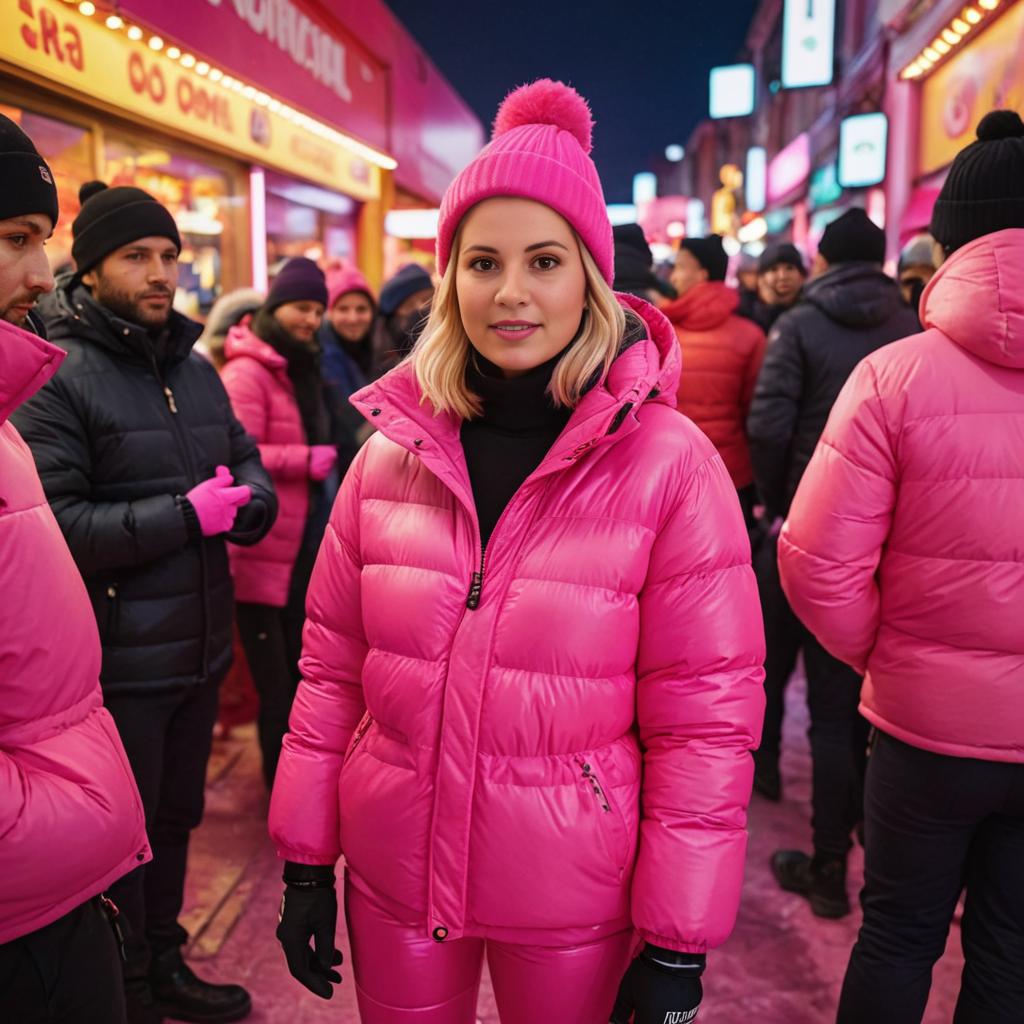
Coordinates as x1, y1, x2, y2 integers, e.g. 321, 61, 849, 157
179, 676, 964, 1023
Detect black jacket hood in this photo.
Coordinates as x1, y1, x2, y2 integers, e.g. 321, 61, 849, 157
803, 262, 906, 329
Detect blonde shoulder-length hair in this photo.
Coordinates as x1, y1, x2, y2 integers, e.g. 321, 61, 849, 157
411, 229, 626, 420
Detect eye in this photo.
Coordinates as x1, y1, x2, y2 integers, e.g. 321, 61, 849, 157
469, 257, 497, 272
3, 234, 28, 249
533, 255, 560, 271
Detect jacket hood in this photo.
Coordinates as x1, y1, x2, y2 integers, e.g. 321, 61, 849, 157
224, 323, 288, 370
803, 262, 906, 329
663, 281, 739, 332
45, 282, 202, 366
201, 288, 264, 343
921, 228, 1024, 369
350, 294, 680, 510
0, 318, 66, 425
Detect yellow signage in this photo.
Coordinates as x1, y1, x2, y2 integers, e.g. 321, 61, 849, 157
1, 0, 381, 200
920, 0, 1024, 175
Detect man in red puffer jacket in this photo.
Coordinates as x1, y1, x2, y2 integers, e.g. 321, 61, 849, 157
664, 234, 766, 526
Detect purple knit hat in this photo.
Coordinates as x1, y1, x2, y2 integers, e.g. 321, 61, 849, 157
436, 79, 614, 284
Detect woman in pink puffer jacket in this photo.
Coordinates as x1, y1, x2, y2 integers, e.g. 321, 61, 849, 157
0, 319, 150, 990
222, 258, 339, 787
778, 112, 1024, 1023
269, 81, 765, 1024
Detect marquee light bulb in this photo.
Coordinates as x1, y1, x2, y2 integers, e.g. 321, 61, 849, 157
127, 25, 143, 40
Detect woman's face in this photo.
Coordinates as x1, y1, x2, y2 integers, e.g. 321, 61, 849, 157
328, 291, 374, 342
274, 299, 324, 345
456, 198, 586, 378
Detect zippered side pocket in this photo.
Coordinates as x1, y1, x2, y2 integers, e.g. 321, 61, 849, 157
575, 754, 629, 874
343, 711, 374, 766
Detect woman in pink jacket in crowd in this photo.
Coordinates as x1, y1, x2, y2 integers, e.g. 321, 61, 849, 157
778, 111, 1024, 1023
0, 111, 149, 1024
268, 80, 765, 1024
221, 258, 338, 787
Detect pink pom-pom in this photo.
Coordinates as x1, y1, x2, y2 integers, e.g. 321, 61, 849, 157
492, 79, 594, 154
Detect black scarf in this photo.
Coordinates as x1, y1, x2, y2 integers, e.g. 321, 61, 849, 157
252, 307, 329, 445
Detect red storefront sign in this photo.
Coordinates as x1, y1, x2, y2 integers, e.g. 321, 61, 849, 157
119, 0, 388, 151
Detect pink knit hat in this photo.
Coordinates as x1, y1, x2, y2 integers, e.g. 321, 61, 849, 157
436, 79, 613, 284
326, 266, 376, 310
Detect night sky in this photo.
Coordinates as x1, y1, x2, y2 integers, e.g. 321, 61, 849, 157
385, 0, 758, 203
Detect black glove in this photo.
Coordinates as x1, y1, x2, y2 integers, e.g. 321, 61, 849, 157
276, 862, 343, 999
610, 945, 705, 1023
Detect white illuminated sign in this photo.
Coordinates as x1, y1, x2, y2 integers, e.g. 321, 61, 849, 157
709, 64, 755, 119
782, 0, 836, 88
838, 113, 888, 188
745, 147, 767, 212
686, 199, 706, 238
633, 172, 658, 206
384, 208, 440, 239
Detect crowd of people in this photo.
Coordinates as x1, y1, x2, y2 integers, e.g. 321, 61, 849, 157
0, 80, 1021, 1024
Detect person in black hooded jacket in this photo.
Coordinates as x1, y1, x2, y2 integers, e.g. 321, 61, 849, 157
13, 181, 275, 1024
746, 208, 920, 919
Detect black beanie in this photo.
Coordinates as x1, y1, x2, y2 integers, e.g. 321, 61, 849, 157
678, 234, 728, 281
71, 181, 181, 274
0, 113, 59, 227
930, 110, 1024, 254
818, 208, 886, 265
758, 243, 806, 276
265, 257, 328, 311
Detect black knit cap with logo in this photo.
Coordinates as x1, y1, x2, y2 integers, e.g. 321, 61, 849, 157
71, 180, 182, 274
931, 110, 1024, 254
0, 113, 59, 227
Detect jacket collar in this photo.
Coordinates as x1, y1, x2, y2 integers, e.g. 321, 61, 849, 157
224, 323, 289, 371
0, 317, 66, 425
350, 293, 680, 516
49, 283, 202, 368
662, 281, 739, 332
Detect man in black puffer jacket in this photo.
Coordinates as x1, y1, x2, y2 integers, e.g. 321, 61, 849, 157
13, 182, 276, 1024
746, 209, 920, 919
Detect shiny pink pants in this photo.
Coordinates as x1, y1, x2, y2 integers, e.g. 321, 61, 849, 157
344, 876, 633, 1023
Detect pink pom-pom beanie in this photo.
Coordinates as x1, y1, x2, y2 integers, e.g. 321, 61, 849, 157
436, 79, 614, 285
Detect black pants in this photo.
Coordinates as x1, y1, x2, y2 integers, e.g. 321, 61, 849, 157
104, 677, 221, 982
236, 602, 298, 788
755, 529, 868, 857
0, 898, 126, 1023
839, 732, 1024, 1023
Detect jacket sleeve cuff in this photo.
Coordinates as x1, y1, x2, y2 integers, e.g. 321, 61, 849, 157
176, 496, 203, 540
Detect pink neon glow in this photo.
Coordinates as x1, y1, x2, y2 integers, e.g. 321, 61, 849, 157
767, 133, 811, 205
249, 166, 268, 293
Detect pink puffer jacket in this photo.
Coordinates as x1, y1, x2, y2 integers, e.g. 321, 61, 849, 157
778, 229, 1024, 763
269, 295, 765, 952
222, 325, 309, 607
0, 321, 150, 944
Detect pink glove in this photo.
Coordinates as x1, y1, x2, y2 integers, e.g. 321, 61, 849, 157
309, 445, 338, 482
186, 465, 251, 536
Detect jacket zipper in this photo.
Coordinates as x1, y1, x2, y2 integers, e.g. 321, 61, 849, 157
466, 549, 486, 609
149, 351, 210, 680
576, 756, 612, 813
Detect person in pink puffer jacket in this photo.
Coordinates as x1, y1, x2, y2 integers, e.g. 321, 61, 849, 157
0, 113, 149, 1022
778, 111, 1024, 1022
222, 258, 338, 787
269, 80, 765, 1024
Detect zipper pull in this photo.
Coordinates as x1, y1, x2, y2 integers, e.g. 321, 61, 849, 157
164, 386, 178, 414
466, 571, 483, 609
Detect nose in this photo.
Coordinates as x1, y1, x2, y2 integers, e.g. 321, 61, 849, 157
494, 266, 529, 307
146, 255, 171, 284
26, 249, 55, 295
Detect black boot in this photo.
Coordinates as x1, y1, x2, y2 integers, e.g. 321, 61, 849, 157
771, 850, 850, 918
752, 749, 782, 801
150, 947, 251, 1023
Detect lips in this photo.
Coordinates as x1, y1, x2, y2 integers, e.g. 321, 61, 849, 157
490, 320, 540, 341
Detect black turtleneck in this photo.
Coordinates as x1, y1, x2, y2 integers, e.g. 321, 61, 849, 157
460, 347, 573, 549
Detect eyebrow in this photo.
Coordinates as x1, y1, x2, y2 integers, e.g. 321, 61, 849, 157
464, 240, 570, 255
2, 218, 45, 235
